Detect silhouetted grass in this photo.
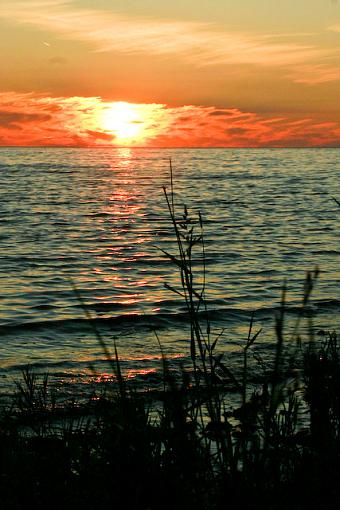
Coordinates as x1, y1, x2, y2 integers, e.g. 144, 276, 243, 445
0, 170, 339, 509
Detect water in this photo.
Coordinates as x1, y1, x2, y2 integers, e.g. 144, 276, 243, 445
0, 147, 339, 397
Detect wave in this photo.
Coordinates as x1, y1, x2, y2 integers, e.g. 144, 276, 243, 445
2, 297, 339, 336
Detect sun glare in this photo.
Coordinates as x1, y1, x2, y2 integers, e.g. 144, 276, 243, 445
102, 102, 144, 144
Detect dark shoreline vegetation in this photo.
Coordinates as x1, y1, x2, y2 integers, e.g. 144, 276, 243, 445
1, 170, 339, 509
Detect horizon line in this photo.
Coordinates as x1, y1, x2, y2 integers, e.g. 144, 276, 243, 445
0, 145, 339, 149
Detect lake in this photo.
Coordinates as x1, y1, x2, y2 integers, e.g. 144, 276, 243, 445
0, 147, 339, 398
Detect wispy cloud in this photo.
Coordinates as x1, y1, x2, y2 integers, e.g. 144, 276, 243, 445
328, 24, 340, 32
291, 63, 340, 84
0, 92, 339, 147
0, 0, 337, 80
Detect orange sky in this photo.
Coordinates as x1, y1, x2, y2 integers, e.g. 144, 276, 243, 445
1, 0, 340, 147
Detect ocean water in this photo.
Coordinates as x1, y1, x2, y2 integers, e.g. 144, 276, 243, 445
0, 147, 339, 397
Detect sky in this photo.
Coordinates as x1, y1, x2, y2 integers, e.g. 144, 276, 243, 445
1, 0, 340, 147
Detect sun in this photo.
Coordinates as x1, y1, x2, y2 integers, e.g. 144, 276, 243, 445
101, 102, 144, 144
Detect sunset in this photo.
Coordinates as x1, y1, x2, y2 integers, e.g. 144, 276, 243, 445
1, 0, 340, 147
1, 2, 340, 509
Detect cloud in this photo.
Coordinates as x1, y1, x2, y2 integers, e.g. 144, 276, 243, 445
0, 92, 340, 147
290, 63, 340, 84
328, 24, 340, 32
0, 92, 101, 145
209, 110, 241, 117
0, 0, 338, 82
85, 129, 114, 142
48, 56, 67, 65
0, 110, 51, 128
